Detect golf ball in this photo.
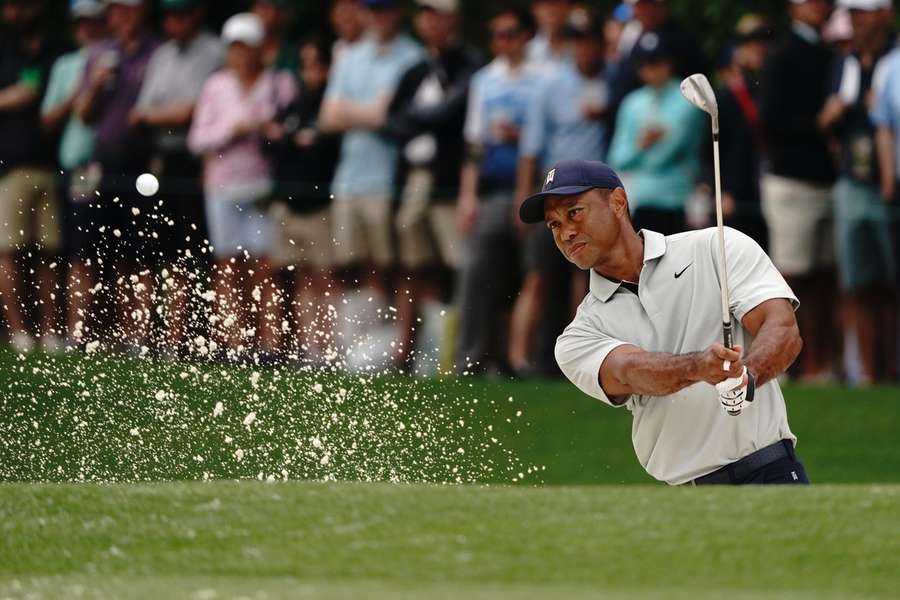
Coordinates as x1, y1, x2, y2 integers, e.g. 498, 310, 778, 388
136, 173, 159, 197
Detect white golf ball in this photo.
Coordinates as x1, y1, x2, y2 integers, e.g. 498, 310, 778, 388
135, 173, 159, 197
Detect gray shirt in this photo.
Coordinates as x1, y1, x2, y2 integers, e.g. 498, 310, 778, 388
136, 31, 224, 153
555, 228, 799, 485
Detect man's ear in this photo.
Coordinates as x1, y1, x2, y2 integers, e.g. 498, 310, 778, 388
609, 187, 629, 218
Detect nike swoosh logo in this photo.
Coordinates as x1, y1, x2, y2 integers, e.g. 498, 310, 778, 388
674, 263, 693, 279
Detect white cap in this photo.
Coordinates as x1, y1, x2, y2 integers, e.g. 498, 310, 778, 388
72, 0, 106, 18
222, 13, 265, 47
836, 0, 892, 9
416, 0, 459, 12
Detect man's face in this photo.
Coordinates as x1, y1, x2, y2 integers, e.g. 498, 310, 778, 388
573, 36, 603, 73
415, 8, 456, 49
637, 59, 673, 87
74, 17, 107, 46
299, 43, 329, 91
162, 8, 202, 43
252, 0, 289, 36
849, 8, 888, 44
533, 0, 572, 35
2, 0, 41, 30
107, 3, 145, 40
790, 0, 832, 30
490, 13, 529, 60
367, 7, 402, 40
735, 39, 768, 73
545, 189, 624, 271
331, 0, 363, 41
632, 0, 667, 30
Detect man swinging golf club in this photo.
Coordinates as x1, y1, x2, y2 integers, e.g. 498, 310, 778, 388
518, 74, 809, 486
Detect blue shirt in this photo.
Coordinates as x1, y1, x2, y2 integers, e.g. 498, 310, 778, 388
521, 64, 609, 171
607, 80, 705, 211
871, 48, 900, 177
40, 48, 95, 170
326, 34, 423, 197
464, 58, 544, 189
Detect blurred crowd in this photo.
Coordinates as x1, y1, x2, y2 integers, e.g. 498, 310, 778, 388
1, 0, 899, 384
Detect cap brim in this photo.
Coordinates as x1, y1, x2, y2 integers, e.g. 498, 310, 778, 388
519, 185, 595, 224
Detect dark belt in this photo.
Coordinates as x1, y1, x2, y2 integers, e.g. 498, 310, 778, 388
689, 439, 795, 486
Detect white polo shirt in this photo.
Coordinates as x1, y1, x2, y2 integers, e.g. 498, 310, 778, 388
555, 228, 799, 485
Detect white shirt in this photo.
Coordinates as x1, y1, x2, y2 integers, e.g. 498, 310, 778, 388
555, 228, 799, 485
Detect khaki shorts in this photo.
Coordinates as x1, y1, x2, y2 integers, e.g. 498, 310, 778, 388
396, 169, 462, 270
269, 202, 332, 270
0, 167, 62, 253
761, 174, 834, 276
332, 193, 393, 268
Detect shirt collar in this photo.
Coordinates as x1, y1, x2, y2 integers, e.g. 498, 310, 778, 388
589, 229, 667, 303
791, 20, 820, 45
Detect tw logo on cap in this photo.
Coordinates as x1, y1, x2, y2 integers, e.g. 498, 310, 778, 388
545, 169, 556, 188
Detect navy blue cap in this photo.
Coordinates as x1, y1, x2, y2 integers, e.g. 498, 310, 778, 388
632, 31, 674, 64
519, 160, 624, 224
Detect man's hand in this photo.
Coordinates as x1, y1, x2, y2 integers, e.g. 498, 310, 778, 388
716, 366, 754, 415
817, 96, 846, 131
638, 125, 666, 150
457, 193, 479, 236
692, 343, 744, 385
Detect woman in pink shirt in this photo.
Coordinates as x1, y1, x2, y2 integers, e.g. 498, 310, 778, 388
188, 13, 296, 357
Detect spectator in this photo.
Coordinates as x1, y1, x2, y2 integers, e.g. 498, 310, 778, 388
330, 0, 364, 66
187, 12, 296, 358
263, 36, 341, 363
0, 0, 67, 353
129, 0, 224, 356
607, 0, 707, 129
455, 5, 543, 375
527, 0, 574, 71
603, 3, 633, 65
759, 0, 838, 381
714, 14, 773, 249
252, 0, 297, 75
830, 0, 896, 383
40, 0, 107, 349
510, 11, 609, 376
74, 0, 160, 352
319, 0, 423, 316
607, 32, 704, 235
383, 0, 483, 371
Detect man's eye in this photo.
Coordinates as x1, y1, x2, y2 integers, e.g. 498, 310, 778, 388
547, 222, 559, 230
568, 207, 582, 218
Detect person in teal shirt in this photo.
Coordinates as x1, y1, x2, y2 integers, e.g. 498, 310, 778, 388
608, 31, 705, 235
40, 0, 107, 172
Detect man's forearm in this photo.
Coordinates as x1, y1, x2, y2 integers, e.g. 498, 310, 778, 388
743, 323, 802, 387
0, 84, 38, 111
514, 156, 537, 209
613, 351, 702, 398
876, 126, 896, 198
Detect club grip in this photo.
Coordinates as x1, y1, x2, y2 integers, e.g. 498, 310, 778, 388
723, 321, 734, 350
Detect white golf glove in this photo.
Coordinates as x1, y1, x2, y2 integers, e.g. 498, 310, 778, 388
716, 366, 755, 416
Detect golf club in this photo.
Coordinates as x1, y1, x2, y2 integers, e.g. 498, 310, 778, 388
680, 74, 733, 351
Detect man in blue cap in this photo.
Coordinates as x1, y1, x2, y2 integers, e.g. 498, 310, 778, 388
519, 159, 810, 486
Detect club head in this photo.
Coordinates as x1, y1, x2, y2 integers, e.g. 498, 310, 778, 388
680, 74, 719, 120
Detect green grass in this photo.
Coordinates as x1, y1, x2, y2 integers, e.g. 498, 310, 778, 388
3, 349, 900, 598
2, 481, 899, 599
2, 348, 899, 484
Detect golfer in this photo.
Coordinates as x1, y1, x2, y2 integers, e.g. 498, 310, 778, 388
520, 159, 809, 485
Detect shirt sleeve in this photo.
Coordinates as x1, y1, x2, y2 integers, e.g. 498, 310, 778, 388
463, 70, 484, 145
40, 57, 68, 115
555, 304, 631, 407
135, 49, 161, 110
187, 76, 233, 155
714, 227, 799, 322
323, 50, 351, 102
